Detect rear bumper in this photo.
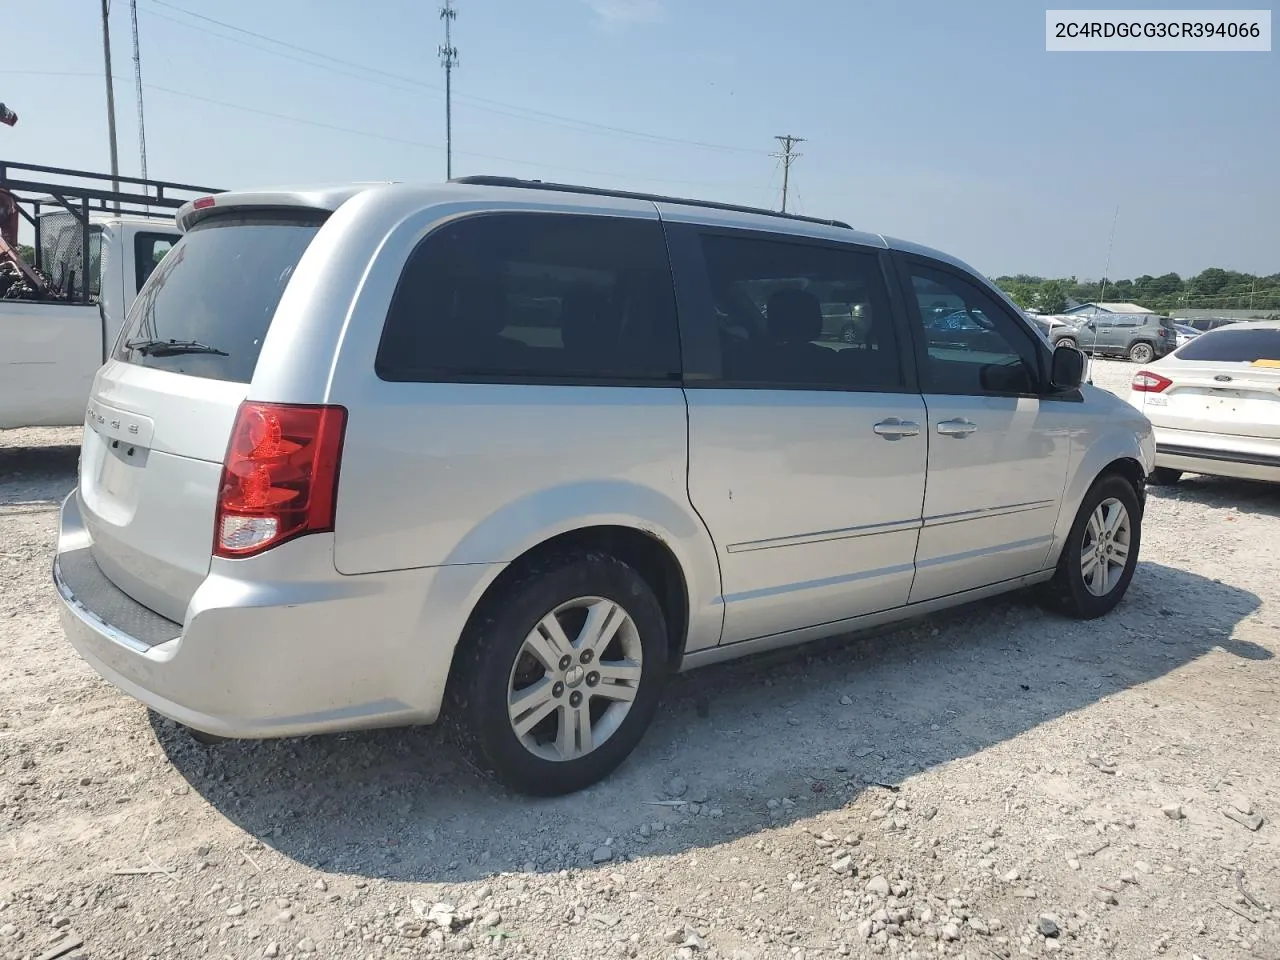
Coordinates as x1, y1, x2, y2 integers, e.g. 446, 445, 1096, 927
1153, 426, 1280, 483
53, 492, 501, 738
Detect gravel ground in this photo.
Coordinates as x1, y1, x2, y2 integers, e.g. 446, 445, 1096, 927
2, 360, 1278, 960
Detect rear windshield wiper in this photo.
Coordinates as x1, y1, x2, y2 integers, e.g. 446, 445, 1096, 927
125, 337, 228, 357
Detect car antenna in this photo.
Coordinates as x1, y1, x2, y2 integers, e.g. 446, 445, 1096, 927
1085, 204, 1120, 385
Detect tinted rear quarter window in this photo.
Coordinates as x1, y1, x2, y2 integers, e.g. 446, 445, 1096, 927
1176, 327, 1280, 363
113, 214, 324, 383
376, 213, 681, 384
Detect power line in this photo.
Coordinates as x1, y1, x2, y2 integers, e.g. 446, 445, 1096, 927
771, 134, 804, 213
141, 7, 428, 97
142, 0, 764, 156
140, 82, 754, 190
439, 0, 458, 180
760, 156, 782, 210
0, 67, 751, 190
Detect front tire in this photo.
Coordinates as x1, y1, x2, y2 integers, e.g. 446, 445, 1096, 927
1038, 474, 1141, 620
449, 550, 669, 796
1148, 467, 1182, 486
1129, 341, 1155, 363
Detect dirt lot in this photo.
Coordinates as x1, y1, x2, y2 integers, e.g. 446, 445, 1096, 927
2, 360, 1278, 960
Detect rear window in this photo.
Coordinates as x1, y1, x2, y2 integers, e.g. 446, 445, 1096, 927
1176, 327, 1280, 363
112, 213, 324, 383
376, 212, 681, 384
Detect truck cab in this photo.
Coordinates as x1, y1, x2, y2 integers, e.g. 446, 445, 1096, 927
0, 161, 220, 430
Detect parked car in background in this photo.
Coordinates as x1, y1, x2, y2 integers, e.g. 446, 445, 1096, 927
1173, 323, 1201, 348
1129, 320, 1280, 485
53, 175, 1153, 795
1076, 313, 1178, 363
1182, 317, 1240, 333
1030, 314, 1081, 349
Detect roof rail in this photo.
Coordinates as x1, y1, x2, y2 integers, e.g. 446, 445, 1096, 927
451, 175, 852, 230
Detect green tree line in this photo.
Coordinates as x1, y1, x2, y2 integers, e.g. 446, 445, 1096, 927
994, 268, 1280, 316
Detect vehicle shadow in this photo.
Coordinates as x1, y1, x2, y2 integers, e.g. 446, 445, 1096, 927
0, 444, 79, 506
153, 560, 1268, 884
1148, 474, 1280, 519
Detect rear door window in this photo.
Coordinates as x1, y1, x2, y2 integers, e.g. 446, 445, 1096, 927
376, 213, 681, 384
1176, 327, 1280, 363
113, 213, 325, 383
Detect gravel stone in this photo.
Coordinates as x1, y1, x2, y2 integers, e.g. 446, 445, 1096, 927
1037, 916, 1061, 938
664, 776, 688, 799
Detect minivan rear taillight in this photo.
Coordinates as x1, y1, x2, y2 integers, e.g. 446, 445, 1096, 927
1131, 371, 1172, 393
214, 402, 347, 558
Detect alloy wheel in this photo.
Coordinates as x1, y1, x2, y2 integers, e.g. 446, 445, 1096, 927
1080, 497, 1131, 597
506, 596, 643, 762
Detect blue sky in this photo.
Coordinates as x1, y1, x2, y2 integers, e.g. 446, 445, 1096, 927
4, 0, 1276, 278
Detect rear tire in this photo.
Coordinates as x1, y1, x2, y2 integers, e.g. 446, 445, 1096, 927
1038, 473, 1141, 620
448, 550, 669, 796
1148, 467, 1183, 486
1129, 341, 1155, 363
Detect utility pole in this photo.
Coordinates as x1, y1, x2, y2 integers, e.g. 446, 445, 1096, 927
772, 135, 805, 213
101, 0, 121, 210
439, 0, 458, 180
130, 0, 148, 182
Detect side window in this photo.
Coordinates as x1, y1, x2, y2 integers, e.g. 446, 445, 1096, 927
697, 232, 902, 390
904, 262, 1039, 396
134, 232, 177, 293
377, 214, 680, 384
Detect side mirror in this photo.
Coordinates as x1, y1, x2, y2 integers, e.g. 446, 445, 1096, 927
1050, 342, 1085, 391
1085, 320, 1096, 330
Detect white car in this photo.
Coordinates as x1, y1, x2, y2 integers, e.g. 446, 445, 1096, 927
1172, 323, 1202, 349
1128, 320, 1280, 485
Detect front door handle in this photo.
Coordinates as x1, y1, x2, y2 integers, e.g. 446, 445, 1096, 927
937, 418, 978, 438
873, 418, 921, 440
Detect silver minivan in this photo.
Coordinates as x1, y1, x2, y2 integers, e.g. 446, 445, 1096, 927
53, 177, 1154, 794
